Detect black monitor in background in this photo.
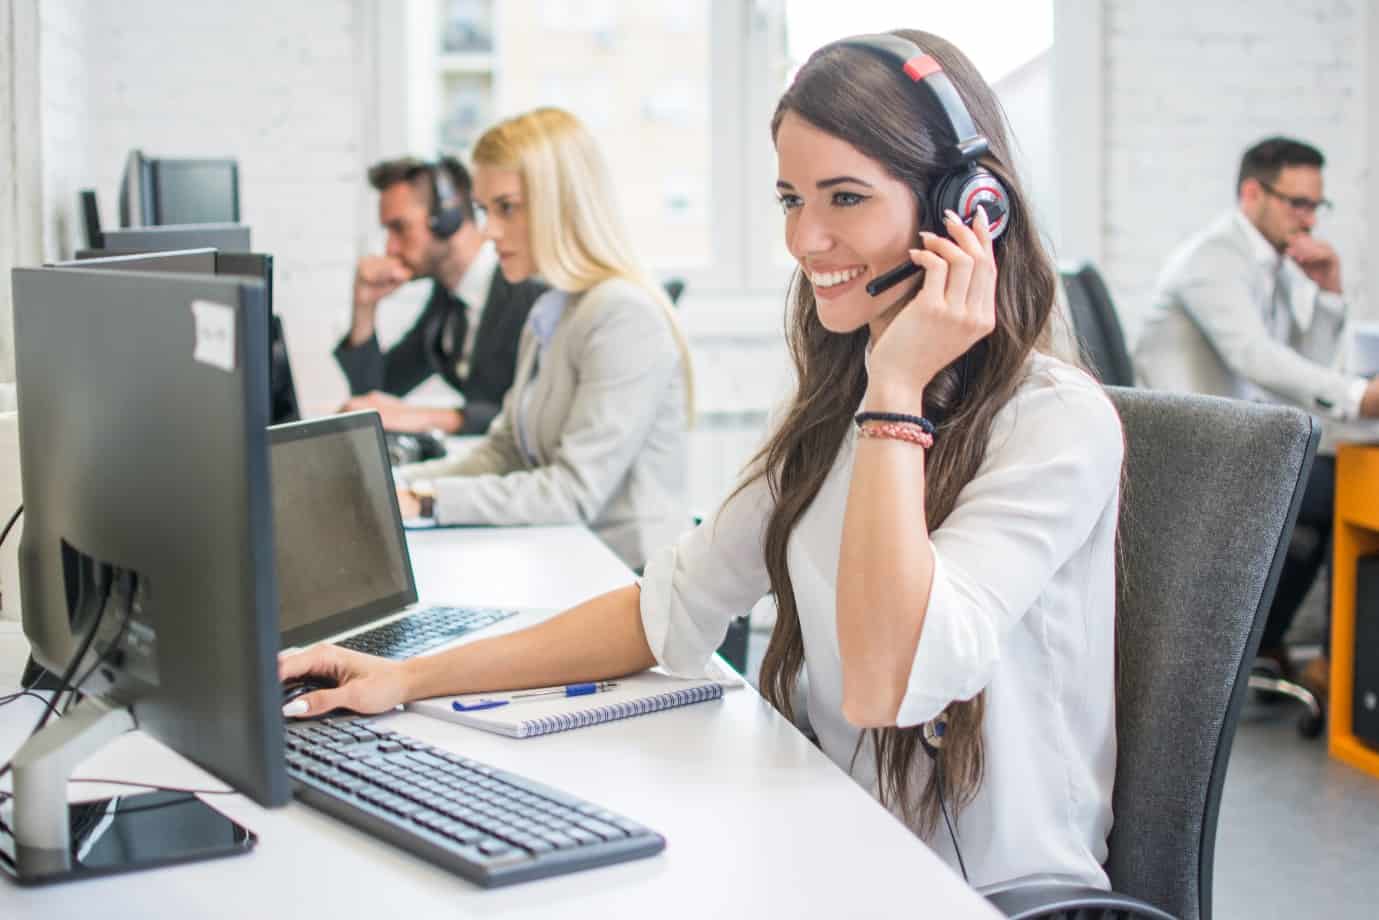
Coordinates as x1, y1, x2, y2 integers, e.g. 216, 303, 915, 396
4, 265, 288, 884
101, 223, 251, 253
118, 149, 240, 227
66, 248, 301, 424
218, 253, 301, 425
78, 189, 103, 249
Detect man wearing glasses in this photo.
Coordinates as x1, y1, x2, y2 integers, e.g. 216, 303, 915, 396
1136, 136, 1376, 709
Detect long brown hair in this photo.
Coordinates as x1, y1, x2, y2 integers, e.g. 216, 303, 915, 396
747, 30, 1058, 835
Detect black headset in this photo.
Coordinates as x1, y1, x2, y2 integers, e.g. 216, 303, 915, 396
427, 158, 467, 240
836, 34, 1011, 241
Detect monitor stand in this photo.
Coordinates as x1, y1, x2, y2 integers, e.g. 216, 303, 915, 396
1, 695, 256, 885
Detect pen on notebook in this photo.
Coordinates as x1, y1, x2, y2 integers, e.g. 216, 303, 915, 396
452, 681, 619, 712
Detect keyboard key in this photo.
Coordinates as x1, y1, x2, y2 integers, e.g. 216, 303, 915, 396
539, 830, 579, 850
578, 818, 627, 841
566, 827, 600, 847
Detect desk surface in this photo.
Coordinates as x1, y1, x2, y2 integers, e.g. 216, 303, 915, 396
2, 525, 995, 918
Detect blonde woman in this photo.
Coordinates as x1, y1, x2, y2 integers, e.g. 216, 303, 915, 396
395, 108, 693, 572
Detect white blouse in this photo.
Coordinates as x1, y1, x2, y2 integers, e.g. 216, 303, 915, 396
640, 352, 1123, 889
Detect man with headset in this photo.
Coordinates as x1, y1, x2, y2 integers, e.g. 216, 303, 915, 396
336, 156, 546, 434
1136, 136, 1379, 707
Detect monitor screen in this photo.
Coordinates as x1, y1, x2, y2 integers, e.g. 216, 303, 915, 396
152, 159, 239, 225
269, 413, 415, 647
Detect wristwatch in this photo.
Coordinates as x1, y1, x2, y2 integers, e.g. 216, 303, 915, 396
410, 479, 436, 520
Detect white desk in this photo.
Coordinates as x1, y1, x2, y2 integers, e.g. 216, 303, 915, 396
1, 525, 996, 918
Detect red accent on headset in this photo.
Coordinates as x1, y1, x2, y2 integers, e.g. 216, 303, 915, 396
902, 55, 942, 82
962, 183, 1007, 230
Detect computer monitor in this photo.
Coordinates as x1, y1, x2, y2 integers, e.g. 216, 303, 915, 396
64, 248, 300, 425
78, 190, 103, 249
100, 223, 251, 254
118, 149, 240, 227
4, 265, 287, 884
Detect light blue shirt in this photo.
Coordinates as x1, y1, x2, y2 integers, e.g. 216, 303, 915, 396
516, 289, 570, 464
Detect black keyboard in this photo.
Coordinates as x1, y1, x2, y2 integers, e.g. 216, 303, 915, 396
337, 606, 517, 659
285, 719, 665, 887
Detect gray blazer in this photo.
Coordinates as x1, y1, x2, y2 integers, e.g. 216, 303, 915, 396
1133, 209, 1359, 419
401, 278, 691, 571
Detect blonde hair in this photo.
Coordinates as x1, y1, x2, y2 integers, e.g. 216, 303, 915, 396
473, 107, 694, 421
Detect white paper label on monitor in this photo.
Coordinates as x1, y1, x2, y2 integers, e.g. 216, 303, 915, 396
190, 299, 236, 372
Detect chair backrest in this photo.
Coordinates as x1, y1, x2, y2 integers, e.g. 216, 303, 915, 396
1062, 263, 1135, 387
1104, 387, 1316, 920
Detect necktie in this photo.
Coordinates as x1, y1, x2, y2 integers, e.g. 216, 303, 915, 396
441, 293, 471, 379
1268, 262, 1291, 344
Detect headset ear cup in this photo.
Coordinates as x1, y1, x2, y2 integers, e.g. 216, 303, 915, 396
428, 160, 466, 240
930, 169, 964, 228
955, 167, 1011, 240
429, 210, 464, 239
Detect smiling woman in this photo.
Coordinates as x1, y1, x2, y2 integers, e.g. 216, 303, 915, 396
286, 29, 1123, 894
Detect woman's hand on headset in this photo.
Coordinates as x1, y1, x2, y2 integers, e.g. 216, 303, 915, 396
864, 206, 997, 409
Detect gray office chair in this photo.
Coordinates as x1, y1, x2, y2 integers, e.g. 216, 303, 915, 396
1060, 263, 1135, 388
1062, 263, 1324, 735
985, 388, 1317, 920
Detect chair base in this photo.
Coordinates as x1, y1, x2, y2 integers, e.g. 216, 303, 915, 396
1247, 670, 1325, 738
983, 881, 1178, 920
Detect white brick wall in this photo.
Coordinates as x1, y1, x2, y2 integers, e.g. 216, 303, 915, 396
39, 0, 379, 409
1102, 0, 1371, 342
39, 0, 90, 263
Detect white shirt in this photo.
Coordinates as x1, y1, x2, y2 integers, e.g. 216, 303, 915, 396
640, 353, 1122, 889
451, 242, 499, 380
1134, 209, 1364, 420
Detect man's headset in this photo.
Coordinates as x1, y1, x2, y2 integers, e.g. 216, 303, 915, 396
828, 34, 1012, 298
427, 158, 467, 240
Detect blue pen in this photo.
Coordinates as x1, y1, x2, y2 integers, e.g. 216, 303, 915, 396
452, 681, 618, 712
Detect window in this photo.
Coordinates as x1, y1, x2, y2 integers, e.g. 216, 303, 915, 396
422, 0, 721, 286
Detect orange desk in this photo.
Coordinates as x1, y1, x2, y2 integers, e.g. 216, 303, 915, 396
1331, 444, 1379, 778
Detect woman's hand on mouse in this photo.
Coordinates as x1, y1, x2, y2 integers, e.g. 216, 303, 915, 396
865, 206, 997, 409
278, 645, 411, 718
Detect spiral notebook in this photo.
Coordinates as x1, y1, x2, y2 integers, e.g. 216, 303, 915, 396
406, 662, 743, 739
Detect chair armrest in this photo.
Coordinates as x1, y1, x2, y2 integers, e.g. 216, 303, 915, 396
981, 882, 1178, 920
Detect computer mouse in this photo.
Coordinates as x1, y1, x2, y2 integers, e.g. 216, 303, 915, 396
281, 675, 337, 706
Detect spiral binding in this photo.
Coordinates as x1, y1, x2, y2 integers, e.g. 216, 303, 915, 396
515, 684, 724, 738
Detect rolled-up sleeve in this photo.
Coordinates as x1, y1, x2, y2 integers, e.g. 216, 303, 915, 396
896, 380, 1125, 726
640, 474, 774, 677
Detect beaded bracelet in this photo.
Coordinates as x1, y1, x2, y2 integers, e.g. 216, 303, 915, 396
854, 411, 936, 436
857, 421, 935, 449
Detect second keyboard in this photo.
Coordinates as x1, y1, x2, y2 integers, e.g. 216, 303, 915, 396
337, 606, 517, 659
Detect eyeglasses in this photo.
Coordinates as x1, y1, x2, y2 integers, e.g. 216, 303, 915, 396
1257, 181, 1333, 216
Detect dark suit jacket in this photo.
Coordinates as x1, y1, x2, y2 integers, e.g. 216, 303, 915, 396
335, 268, 546, 433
